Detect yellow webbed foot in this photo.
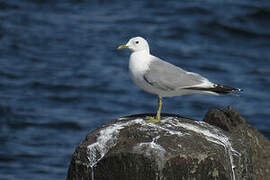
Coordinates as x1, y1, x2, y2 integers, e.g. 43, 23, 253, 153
145, 116, 160, 123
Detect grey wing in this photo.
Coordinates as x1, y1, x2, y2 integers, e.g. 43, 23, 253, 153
143, 57, 209, 91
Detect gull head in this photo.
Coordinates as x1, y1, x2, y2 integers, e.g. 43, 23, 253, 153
118, 37, 150, 53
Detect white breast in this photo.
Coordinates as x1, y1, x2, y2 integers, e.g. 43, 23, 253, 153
129, 52, 150, 77
128, 52, 163, 96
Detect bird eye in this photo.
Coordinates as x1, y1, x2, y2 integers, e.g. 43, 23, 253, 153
135, 41, 139, 44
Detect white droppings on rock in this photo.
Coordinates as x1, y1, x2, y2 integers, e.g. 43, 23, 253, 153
135, 139, 166, 158
87, 118, 185, 169
146, 120, 185, 136
166, 117, 240, 180
133, 135, 166, 171
87, 123, 124, 167
87, 119, 145, 168
135, 135, 164, 152
87, 119, 147, 180
87, 116, 240, 180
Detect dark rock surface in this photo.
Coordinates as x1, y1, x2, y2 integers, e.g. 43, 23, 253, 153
204, 106, 270, 180
67, 107, 270, 180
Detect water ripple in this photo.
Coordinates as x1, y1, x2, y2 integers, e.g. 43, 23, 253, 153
0, 1, 269, 179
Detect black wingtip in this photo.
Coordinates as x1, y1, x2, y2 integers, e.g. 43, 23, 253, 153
183, 84, 244, 95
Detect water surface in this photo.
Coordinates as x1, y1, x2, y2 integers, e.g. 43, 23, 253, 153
0, 0, 269, 179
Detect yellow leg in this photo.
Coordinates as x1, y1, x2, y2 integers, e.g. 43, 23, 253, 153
156, 96, 162, 120
145, 96, 162, 123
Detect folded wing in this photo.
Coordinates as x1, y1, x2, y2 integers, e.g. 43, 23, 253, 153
144, 56, 243, 95
144, 56, 212, 91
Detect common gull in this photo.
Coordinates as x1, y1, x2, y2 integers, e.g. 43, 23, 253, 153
118, 37, 243, 123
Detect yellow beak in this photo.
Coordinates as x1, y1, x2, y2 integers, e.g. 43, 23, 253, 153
117, 44, 129, 50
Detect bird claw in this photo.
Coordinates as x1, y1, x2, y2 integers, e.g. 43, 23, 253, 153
145, 116, 160, 123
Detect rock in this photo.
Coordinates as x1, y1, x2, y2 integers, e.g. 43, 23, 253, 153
67, 108, 270, 180
204, 106, 270, 180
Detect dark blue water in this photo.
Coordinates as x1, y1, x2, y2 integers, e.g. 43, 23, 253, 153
0, 0, 269, 179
